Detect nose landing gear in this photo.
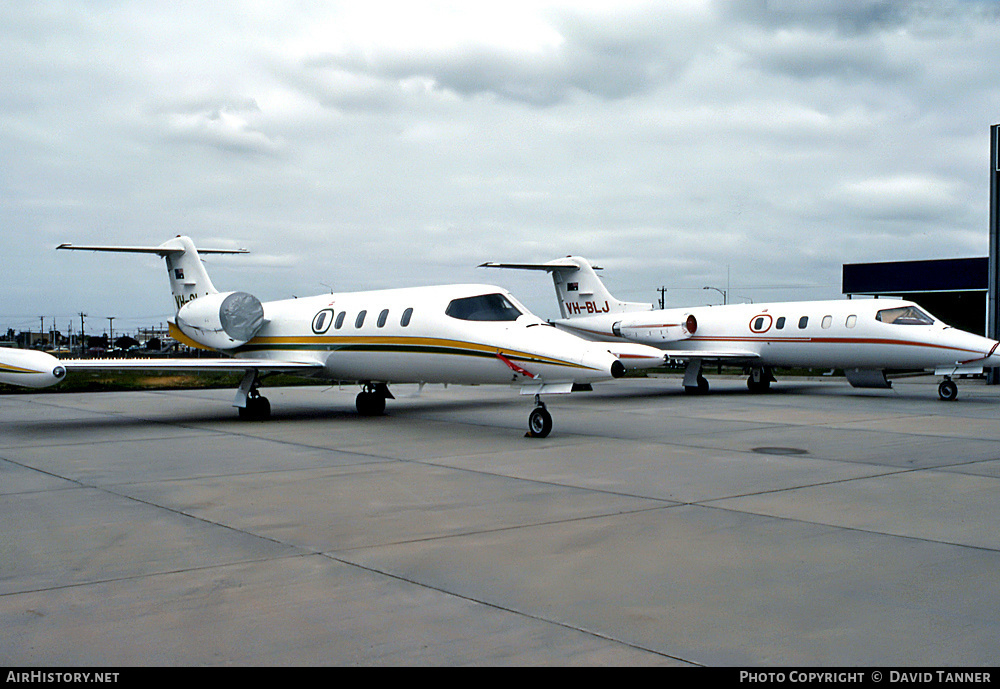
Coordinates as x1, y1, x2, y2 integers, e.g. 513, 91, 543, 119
527, 395, 552, 438
938, 377, 958, 401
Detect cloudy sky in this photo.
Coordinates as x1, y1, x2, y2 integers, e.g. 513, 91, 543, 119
3, 1, 1000, 337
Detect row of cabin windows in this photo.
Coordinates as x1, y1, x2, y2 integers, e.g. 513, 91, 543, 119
754, 306, 934, 333
313, 307, 414, 333
765, 315, 857, 331
312, 293, 522, 334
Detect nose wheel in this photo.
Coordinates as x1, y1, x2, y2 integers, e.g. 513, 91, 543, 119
938, 377, 958, 401
527, 396, 553, 438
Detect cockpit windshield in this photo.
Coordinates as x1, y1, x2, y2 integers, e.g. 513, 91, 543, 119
876, 306, 934, 326
445, 293, 523, 322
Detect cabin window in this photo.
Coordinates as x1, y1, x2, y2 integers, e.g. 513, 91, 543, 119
334, 311, 346, 329
313, 311, 327, 332
401, 307, 413, 327
775, 317, 785, 330
312, 308, 334, 334
377, 309, 389, 327
876, 306, 934, 326
846, 315, 857, 328
822, 315, 832, 329
750, 315, 772, 333
355, 310, 367, 328
445, 293, 522, 321
798, 316, 809, 329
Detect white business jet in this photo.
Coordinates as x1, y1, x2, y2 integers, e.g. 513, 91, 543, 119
481, 256, 1000, 401
0, 237, 666, 437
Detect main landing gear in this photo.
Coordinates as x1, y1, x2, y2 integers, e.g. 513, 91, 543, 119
239, 388, 271, 420
747, 366, 775, 393
527, 395, 552, 438
683, 360, 710, 394
236, 369, 271, 420
684, 375, 710, 394
938, 377, 959, 402
356, 382, 393, 416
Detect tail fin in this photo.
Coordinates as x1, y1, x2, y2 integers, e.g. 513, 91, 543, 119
480, 256, 653, 319
57, 236, 248, 312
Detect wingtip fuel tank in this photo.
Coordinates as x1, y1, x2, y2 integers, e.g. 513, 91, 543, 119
0, 348, 67, 388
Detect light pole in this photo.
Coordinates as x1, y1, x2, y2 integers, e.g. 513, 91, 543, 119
703, 286, 727, 305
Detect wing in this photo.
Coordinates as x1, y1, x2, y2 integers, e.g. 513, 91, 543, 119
0, 346, 324, 390
58, 357, 323, 374
660, 349, 760, 364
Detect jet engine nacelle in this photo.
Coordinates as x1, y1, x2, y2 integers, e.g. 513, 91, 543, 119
175, 291, 266, 350
0, 348, 67, 388
612, 313, 697, 344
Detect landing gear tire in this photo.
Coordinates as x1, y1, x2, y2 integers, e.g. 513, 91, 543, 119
527, 405, 552, 439
938, 378, 958, 402
747, 372, 772, 393
685, 376, 710, 395
356, 390, 387, 416
239, 392, 271, 420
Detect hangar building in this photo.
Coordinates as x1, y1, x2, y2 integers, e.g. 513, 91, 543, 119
842, 257, 988, 336
840, 122, 1000, 383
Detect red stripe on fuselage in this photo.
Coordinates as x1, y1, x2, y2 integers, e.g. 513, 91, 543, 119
688, 335, 980, 355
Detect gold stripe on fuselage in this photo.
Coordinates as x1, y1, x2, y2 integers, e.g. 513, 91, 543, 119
239, 334, 597, 371
168, 321, 216, 351
0, 362, 43, 375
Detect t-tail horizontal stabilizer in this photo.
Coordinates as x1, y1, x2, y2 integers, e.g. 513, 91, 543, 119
58, 236, 248, 311
480, 256, 653, 319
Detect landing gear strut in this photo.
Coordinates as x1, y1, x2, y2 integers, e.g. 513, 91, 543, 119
527, 395, 552, 438
356, 382, 393, 416
683, 359, 709, 394
938, 377, 959, 401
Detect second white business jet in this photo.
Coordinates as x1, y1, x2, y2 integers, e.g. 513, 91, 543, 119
481, 256, 1000, 401
0, 238, 666, 437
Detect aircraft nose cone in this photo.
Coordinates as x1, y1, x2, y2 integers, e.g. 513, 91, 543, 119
985, 340, 1000, 367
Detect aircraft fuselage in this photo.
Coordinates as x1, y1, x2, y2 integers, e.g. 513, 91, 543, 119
224, 284, 627, 387
554, 298, 1000, 375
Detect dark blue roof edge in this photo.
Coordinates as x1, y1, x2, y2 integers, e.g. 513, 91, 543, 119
842, 257, 988, 294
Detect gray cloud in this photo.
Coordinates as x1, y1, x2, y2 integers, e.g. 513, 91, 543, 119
151, 99, 284, 156
721, 0, 913, 35
298, 5, 712, 107
742, 28, 919, 82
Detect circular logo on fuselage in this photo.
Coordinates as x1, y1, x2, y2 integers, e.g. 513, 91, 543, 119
749, 314, 773, 333
312, 308, 335, 334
